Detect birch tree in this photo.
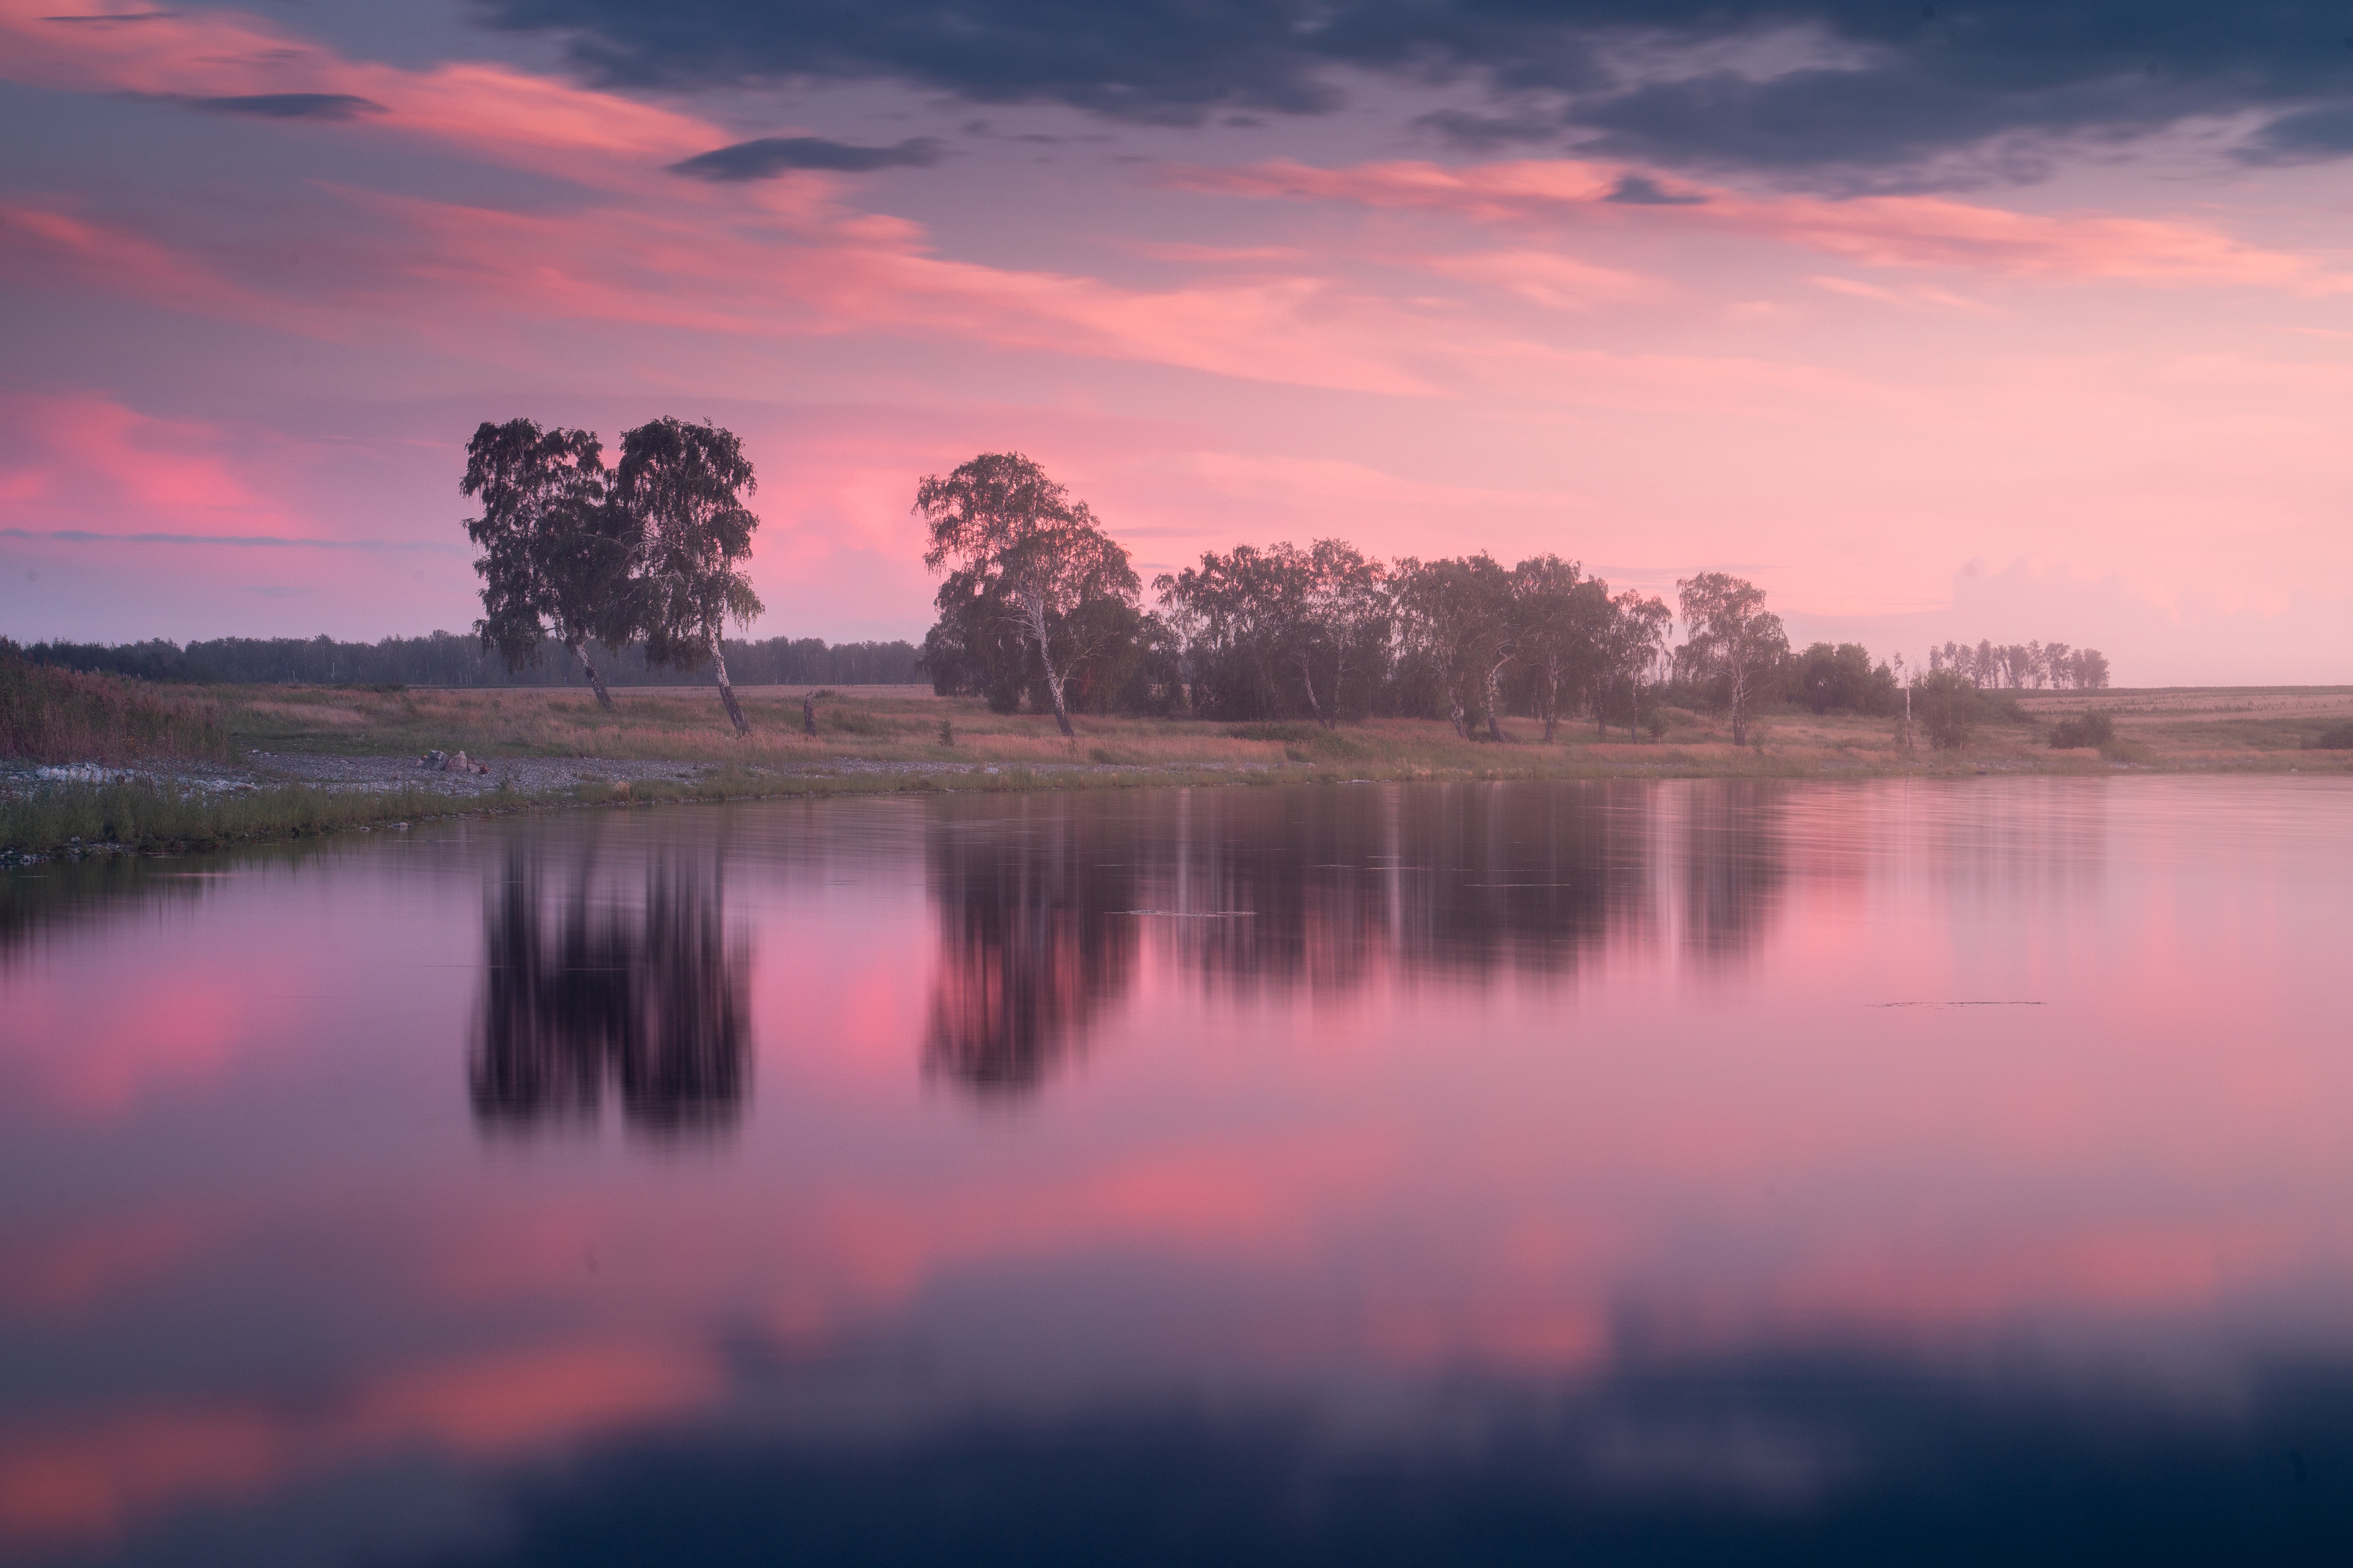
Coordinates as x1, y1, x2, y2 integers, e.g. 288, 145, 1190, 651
916, 452, 1138, 739
613, 418, 764, 736
1676, 571, 1786, 747
461, 419, 637, 710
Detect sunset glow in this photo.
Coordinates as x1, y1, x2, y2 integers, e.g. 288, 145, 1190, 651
5, 1, 2350, 678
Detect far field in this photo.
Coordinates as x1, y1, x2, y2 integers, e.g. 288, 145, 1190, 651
211, 679, 2353, 778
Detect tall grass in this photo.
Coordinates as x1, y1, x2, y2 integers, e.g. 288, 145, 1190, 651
0, 782, 450, 852
1, 641, 229, 765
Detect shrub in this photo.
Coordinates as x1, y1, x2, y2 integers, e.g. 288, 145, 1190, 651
2311, 723, 2353, 750
822, 708, 890, 736
2048, 710, 2116, 750
1911, 671, 1985, 750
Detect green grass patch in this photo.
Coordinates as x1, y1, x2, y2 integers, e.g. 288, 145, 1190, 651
1, 782, 445, 854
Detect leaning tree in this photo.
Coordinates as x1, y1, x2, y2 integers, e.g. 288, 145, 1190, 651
915, 452, 1138, 739
612, 417, 764, 736
461, 419, 638, 710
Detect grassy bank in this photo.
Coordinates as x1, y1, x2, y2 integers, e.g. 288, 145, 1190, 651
1, 643, 229, 765
206, 678, 2353, 774
6, 677, 2350, 858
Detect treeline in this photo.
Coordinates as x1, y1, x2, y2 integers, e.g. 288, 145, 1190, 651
1929, 638, 2109, 690
15, 633, 921, 689
917, 453, 1780, 743
915, 453, 2126, 745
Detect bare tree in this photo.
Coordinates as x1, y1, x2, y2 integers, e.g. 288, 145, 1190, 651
461, 419, 637, 710
916, 452, 1138, 739
613, 417, 765, 736
1677, 572, 1787, 747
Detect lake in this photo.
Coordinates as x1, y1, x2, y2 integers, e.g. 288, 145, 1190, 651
3, 777, 2350, 1565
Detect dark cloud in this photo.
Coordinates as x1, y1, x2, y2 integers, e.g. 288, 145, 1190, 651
475, 0, 2353, 181
2239, 102, 2353, 163
1604, 173, 1706, 205
192, 93, 387, 120
1414, 108, 1562, 151
668, 134, 941, 179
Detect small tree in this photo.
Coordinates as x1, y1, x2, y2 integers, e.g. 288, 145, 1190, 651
1604, 589, 1672, 741
612, 417, 764, 736
461, 419, 637, 710
1913, 669, 1983, 749
1676, 572, 1786, 747
916, 452, 1138, 739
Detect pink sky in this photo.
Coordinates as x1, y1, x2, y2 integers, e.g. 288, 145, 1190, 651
2, 0, 2350, 682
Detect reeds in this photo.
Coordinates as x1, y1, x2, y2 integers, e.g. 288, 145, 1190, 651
0, 645, 229, 765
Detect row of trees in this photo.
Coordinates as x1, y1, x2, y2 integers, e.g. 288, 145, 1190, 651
915, 453, 1821, 743
1929, 638, 2109, 690
13, 632, 920, 689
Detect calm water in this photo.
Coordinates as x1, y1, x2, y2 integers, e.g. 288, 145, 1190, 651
3, 778, 2350, 1565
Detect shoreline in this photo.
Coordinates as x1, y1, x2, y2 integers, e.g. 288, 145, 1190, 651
6, 740, 2347, 862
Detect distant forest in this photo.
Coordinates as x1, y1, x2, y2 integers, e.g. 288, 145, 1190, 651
15, 633, 922, 688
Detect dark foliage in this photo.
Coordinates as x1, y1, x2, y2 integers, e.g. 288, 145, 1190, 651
2048, 710, 2116, 751
17, 633, 920, 688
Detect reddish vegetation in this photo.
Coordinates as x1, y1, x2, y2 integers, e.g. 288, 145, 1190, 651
0, 641, 227, 766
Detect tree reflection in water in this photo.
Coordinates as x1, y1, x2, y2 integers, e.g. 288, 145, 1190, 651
924, 796, 1140, 1099
470, 843, 750, 1137
924, 782, 1784, 1102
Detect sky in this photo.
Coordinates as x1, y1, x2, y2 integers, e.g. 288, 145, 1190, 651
3, 0, 2352, 684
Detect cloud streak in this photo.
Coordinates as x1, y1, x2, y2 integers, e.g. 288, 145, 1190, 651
671, 135, 941, 180
1173, 158, 2353, 293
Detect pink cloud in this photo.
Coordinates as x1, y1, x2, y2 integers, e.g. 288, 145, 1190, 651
1171, 157, 2353, 293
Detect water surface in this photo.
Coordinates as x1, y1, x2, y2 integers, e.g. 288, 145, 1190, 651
3, 778, 2350, 1565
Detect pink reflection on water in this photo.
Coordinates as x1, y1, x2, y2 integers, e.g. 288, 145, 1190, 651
1, 778, 2349, 1551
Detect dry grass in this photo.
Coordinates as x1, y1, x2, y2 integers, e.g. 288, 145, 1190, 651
198, 679, 2353, 779
1, 651, 229, 766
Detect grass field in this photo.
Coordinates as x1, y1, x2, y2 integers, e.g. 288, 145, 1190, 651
5, 677, 2349, 857
206, 678, 2353, 776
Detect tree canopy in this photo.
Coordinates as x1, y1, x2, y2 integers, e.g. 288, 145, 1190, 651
915, 452, 1137, 739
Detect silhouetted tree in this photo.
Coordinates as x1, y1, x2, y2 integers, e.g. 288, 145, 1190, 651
461, 419, 637, 710
916, 452, 1138, 738
613, 417, 764, 735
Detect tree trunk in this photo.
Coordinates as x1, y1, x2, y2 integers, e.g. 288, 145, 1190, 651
1298, 650, 1328, 729
1542, 661, 1558, 743
567, 636, 615, 712
802, 694, 817, 737
1483, 657, 1508, 743
1041, 661, 1075, 738
1447, 686, 1469, 739
1729, 663, 1747, 747
1628, 675, 1639, 742
1021, 595, 1076, 738
711, 635, 749, 737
